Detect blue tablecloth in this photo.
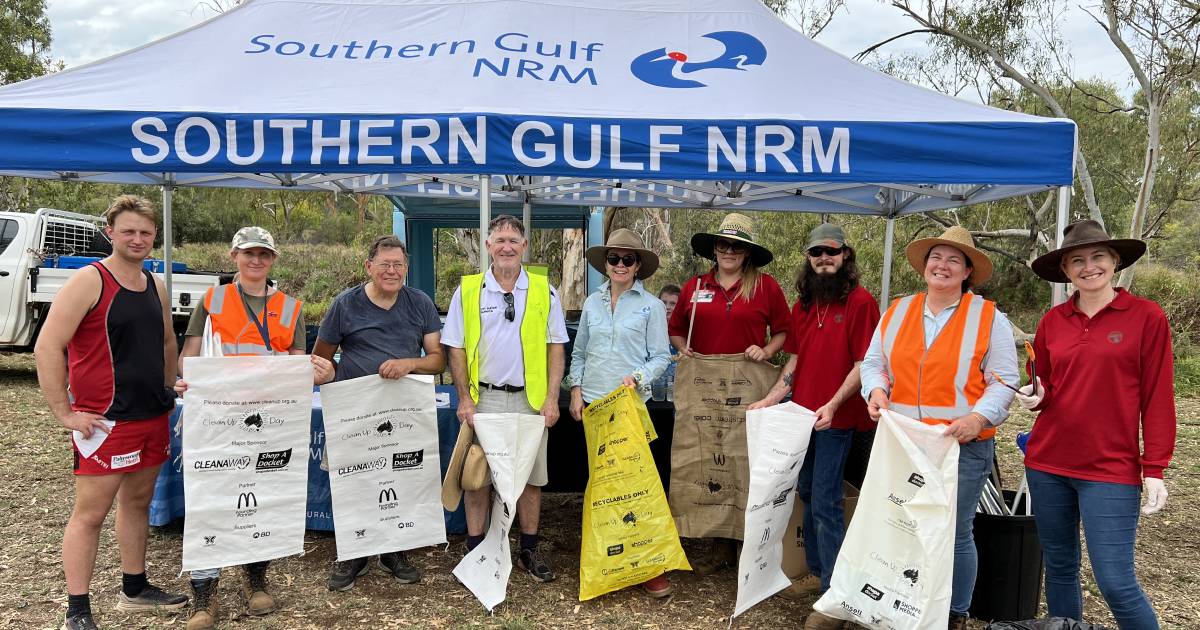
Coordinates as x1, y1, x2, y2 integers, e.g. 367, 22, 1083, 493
150, 385, 467, 534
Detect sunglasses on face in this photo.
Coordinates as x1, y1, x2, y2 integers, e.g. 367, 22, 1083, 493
606, 253, 638, 268
808, 246, 844, 258
714, 239, 748, 254
502, 292, 515, 322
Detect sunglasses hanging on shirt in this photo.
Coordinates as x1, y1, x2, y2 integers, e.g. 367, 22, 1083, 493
502, 292, 515, 322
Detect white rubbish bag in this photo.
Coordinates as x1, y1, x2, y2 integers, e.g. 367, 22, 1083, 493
452, 413, 546, 611
181, 355, 312, 570
320, 374, 447, 561
734, 401, 817, 618
814, 409, 960, 629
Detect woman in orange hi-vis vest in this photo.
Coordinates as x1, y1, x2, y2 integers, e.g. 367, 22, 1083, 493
859, 226, 1019, 630
172, 227, 333, 630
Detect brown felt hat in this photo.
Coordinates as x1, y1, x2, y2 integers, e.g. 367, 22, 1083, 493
905, 225, 993, 287
584, 228, 659, 280
1030, 219, 1146, 283
441, 423, 490, 511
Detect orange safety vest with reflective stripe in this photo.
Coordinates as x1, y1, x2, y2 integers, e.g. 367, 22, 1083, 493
879, 292, 997, 440
203, 283, 301, 356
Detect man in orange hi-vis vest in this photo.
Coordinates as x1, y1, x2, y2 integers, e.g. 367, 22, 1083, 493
860, 226, 1018, 630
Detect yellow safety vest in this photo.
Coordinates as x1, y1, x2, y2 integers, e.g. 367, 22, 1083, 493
461, 269, 551, 409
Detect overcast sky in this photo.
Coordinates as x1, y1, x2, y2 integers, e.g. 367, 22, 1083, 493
45, 0, 1135, 101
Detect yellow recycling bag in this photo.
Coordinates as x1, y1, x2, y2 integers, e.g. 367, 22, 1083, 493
579, 386, 690, 601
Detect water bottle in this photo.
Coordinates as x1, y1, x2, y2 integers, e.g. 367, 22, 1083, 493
666, 369, 675, 402
651, 375, 666, 401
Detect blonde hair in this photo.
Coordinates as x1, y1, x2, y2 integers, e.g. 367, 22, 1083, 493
104, 194, 157, 226
712, 261, 763, 302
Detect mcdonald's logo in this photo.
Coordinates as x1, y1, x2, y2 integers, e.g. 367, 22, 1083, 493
712, 452, 726, 466
379, 488, 398, 504
237, 492, 257, 509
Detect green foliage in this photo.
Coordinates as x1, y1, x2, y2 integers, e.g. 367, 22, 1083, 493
1131, 263, 1200, 355
1175, 355, 1200, 398
0, 0, 53, 85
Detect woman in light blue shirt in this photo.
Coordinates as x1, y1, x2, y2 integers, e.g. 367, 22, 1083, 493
567, 227, 673, 597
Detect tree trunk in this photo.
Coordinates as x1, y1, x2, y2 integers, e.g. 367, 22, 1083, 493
1118, 100, 1161, 288
453, 228, 480, 269
560, 228, 586, 311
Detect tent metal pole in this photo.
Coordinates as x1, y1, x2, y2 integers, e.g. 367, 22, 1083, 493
1052, 185, 1071, 306
522, 198, 532, 262
162, 178, 174, 310
479, 175, 491, 272
880, 215, 896, 309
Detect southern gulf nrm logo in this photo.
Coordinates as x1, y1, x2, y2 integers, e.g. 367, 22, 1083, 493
630, 31, 767, 88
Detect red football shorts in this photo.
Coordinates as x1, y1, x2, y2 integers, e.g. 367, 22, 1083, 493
72, 413, 170, 475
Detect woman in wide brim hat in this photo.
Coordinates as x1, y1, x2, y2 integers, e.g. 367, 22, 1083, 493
1016, 219, 1171, 628
904, 225, 994, 287
665, 212, 790, 577
568, 227, 674, 597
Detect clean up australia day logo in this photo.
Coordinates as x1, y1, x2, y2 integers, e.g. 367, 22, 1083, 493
630, 31, 766, 88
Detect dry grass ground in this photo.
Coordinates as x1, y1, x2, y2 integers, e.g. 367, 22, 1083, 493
1, 351, 1194, 630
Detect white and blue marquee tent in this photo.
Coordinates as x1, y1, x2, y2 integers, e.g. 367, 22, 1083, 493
0, 0, 1077, 299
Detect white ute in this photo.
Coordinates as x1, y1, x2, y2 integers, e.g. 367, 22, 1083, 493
0, 208, 219, 349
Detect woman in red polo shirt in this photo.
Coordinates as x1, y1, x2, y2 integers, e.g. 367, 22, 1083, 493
667, 213, 790, 575
1018, 220, 1175, 629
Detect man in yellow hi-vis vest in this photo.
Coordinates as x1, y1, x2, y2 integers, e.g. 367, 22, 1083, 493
443, 215, 569, 583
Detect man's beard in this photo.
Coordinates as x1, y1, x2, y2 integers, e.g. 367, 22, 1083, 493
810, 268, 848, 304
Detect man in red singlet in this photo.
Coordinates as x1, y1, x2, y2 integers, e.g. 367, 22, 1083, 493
35, 195, 188, 630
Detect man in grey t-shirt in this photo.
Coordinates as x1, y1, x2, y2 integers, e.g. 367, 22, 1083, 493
312, 235, 444, 592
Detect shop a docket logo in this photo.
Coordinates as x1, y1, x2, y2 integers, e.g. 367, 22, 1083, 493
630, 31, 767, 88
860, 583, 884, 601
392, 450, 424, 470
256, 448, 292, 471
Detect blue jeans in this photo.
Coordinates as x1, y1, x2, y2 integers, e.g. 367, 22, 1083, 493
951, 439, 994, 615
1027, 469, 1159, 629
796, 427, 855, 591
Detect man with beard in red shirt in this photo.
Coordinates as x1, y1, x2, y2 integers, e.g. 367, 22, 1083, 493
750, 223, 879, 630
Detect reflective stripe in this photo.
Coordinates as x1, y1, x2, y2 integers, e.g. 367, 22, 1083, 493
279, 295, 298, 327
220, 342, 277, 356
953, 295, 985, 412
208, 285, 226, 314
881, 295, 914, 354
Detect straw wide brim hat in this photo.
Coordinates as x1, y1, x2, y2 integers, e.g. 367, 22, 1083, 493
584, 228, 659, 279
1030, 219, 1146, 283
905, 225, 994, 287
440, 423, 490, 511
690, 212, 773, 267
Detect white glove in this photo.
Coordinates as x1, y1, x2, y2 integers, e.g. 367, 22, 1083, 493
1142, 478, 1168, 515
1015, 377, 1044, 410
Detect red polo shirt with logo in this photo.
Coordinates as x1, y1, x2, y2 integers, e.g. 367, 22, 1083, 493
1024, 289, 1176, 484
668, 270, 790, 355
784, 286, 880, 431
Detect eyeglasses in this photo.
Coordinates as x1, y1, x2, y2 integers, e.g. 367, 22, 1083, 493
502, 292, 515, 322
606, 253, 638, 268
807, 246, 844, 258
714, 239, 748, 254
372, 261, 407, 271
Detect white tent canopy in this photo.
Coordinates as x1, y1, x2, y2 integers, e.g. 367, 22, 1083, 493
0, 0, 1077, 300
0, 0, 1074, 214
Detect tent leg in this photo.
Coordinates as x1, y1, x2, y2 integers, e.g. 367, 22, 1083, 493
586, 208, 605, 294
880, 216, 895, 308
162, 181, 174, 313
479, 175, 491, 272
1052, 185, 1071, 306
522, 199, 532, 262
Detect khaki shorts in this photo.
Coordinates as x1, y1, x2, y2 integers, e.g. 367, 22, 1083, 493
473, 387, 550, 487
